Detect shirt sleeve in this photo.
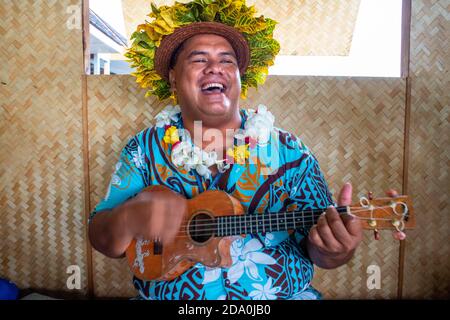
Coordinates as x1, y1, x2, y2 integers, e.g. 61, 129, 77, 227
89, 134, 150, 222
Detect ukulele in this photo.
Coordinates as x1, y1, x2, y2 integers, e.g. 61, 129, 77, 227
126, 185, 415, 281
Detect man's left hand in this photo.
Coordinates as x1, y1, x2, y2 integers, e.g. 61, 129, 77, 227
306, 182, 363, 269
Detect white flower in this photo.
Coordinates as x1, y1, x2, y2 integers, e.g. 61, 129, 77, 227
249, 278, 281, 300
190, 146, 203, 165
202, 267, 222, 285
227, 238, 277, 284
203, 150, 217, 167
171, 141, 192, 167
195, 163, 211, 178
155, 105, 181, 128
245, 105, 274, 145
217, 160, 231, 173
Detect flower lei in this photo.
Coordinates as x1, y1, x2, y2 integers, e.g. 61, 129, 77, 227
155, 104, 275, 178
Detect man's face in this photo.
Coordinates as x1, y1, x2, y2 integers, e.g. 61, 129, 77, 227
169, 34, 241, 126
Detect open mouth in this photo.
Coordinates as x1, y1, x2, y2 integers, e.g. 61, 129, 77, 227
201, 82, 226, 94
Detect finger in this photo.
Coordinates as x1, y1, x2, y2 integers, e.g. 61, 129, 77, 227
338, 182, 353, 206
325, 207, 353, 245
386, 189, 399, 198
163, 203, 179, 245
173, 207, 184, 237
308, 226, 325, 250
150, 205, 164, 241
316, 214, 342, 251
342, 213, 363, 238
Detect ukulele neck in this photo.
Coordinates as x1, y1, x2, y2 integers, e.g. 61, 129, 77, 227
215, 206, 348, 237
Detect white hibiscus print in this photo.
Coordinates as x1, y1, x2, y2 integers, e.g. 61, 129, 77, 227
131, 145, 145, 169
264, 232, 275, 246
228, 238, 276, 284
202, 267, 222, 285
249, 278, 281, 300
289, 290, 319, 300
111, 162, 122, 185
104, 162, 122, 201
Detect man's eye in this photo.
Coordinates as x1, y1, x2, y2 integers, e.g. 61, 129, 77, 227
193, 59, 207, 63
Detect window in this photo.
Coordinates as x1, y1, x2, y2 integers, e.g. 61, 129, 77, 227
84, 0, 408, 78
269, 0, 405, 77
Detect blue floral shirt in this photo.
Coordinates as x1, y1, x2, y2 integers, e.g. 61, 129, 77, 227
90, 108, 333, 300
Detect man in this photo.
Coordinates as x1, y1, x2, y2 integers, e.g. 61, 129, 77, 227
89, 1, 363, 300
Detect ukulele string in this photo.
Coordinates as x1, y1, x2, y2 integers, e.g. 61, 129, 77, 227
174, 205, 396, 231
166, 206, 404, 238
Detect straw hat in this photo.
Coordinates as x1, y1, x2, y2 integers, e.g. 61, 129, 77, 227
154, 21, 250, 82
125, 0, 280, 100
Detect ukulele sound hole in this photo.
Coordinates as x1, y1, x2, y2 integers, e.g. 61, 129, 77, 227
189, 213, 214, 244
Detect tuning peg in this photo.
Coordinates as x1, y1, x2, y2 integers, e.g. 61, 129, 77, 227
373, 229, 380, 240
392, 230, 406, 240
387, 189, 399, 198
368, 191, 373, 200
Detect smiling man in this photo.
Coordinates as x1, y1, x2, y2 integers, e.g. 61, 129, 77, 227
88, 1, 363, 300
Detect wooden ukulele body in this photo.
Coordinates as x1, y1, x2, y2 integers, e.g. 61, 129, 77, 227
126, 187, 245, 281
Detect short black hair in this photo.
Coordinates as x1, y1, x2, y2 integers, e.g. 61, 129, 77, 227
169, 42, 186, 69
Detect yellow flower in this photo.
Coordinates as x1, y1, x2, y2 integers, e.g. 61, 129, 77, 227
163, 126, 179, 144
227, 144, 250, 164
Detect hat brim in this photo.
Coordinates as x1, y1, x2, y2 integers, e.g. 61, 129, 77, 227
154, 22, 250, 81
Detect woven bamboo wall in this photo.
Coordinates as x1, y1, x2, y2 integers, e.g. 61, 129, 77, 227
403, 0, 450, 299
0, 0, 88, 295
1, 0, 449, 299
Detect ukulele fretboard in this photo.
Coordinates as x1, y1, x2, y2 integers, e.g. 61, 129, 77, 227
213, 207, 348, 237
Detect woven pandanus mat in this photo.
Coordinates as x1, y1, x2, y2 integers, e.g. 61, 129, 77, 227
0, 0, 87, 294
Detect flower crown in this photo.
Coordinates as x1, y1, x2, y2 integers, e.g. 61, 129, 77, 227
125, 0, 280, 101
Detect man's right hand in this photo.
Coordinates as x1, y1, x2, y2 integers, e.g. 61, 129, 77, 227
124, 186, 188, 246
89, 186, 187, 258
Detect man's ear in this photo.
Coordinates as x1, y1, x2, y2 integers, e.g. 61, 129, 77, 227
169, 69, 176, 92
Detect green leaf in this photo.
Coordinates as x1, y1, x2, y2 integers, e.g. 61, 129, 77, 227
151, 2, 160, 15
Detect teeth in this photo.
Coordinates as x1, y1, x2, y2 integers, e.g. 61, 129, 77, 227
202, 82, 224, 90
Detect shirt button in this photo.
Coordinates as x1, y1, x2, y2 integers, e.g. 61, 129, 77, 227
225, 279, 230, 286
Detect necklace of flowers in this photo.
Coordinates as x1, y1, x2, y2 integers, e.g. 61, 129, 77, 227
154, 104, 275, 178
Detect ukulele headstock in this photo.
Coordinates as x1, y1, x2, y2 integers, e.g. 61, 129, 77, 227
350, 193, 415, 240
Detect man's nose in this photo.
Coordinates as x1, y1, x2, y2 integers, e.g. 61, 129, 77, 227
204, 60, 223, 75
